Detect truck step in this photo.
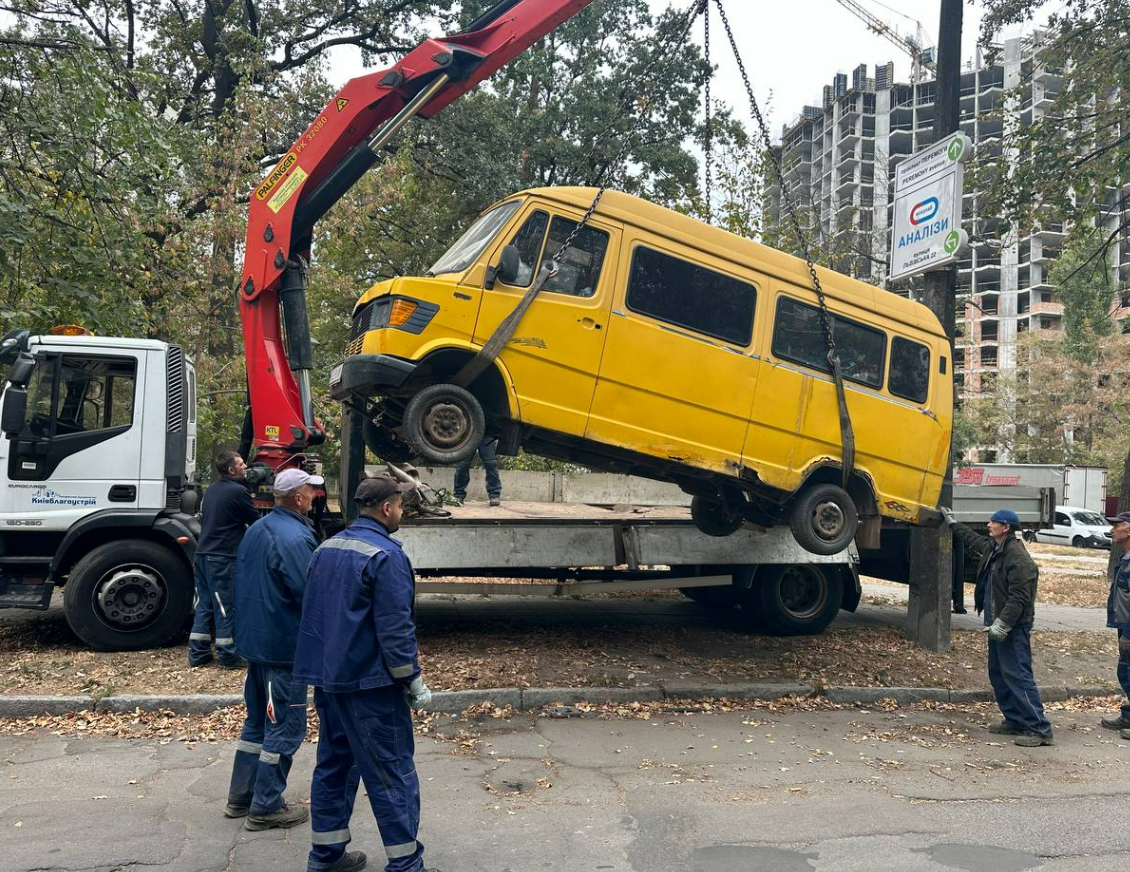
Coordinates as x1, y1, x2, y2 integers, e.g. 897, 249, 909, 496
0, 578, 53, 610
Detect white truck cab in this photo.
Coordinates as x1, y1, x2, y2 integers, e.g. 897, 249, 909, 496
0, 329, 200, 649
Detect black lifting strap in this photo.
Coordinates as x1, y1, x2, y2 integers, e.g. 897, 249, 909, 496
711, 0, 855, 488
454, 0, 708, 390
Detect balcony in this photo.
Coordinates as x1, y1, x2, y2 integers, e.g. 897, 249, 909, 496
1031, 300, 1064, 316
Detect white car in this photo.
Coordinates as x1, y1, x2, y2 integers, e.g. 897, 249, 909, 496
1034, 506, 1113, 549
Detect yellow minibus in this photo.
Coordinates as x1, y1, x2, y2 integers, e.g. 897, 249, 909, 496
330, 187, 952, 554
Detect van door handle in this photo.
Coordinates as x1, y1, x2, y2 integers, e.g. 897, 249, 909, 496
577, 317, 601, 330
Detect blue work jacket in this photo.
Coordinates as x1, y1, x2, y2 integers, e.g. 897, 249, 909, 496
1108, 551, 1130, 631
292, 516, 420, 693
233, 506, 318, 667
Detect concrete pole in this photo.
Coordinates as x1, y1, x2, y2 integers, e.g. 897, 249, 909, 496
907, 0, 962, 653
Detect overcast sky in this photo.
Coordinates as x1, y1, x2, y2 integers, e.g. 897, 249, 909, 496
328, 1, 1060, 138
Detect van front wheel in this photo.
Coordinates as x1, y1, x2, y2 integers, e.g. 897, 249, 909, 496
401, 383, 486, 465
788, 483, 858, 555
691, 495, 744, 537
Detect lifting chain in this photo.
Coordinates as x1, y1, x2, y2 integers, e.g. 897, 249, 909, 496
456, 0, 708, 389
710, 0, 855, 487
703, 2, 713, 223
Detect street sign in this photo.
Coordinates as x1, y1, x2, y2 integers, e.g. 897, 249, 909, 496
889, 133, 972, 282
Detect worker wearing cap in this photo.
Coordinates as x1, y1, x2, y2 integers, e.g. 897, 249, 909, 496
1101, 511, 1130, 737
294, 474, 440, 872
225, 468, 323, 830
189, 449, 260, 668
943, 507, 1053, 746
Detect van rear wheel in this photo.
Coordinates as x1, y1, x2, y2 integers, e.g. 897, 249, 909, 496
788, 483, 858, 555
691, 495, 744, 537
401, 383, 485, 465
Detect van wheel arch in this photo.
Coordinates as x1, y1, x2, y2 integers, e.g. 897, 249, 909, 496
408, 348, 516, 429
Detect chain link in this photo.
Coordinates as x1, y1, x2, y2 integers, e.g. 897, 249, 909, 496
711, 0, 837, 361
703, 4, 713, 223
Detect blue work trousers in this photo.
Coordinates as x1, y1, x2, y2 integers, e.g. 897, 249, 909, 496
188, 554, 238, 666
227, 664, 308, 814
307, 685, 424, 872
988, 624, 1051, 736
454, 437, 501, 500
1118, 630, 1130, 720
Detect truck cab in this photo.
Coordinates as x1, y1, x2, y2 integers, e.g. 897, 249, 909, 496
0, 329, 200, 650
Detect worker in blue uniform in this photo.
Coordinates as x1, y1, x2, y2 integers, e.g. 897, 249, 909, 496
294, 474, 441, 872
189, 449, 260, 668
225, 467, 323, 830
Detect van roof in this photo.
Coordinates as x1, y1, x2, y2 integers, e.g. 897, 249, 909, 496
515, 187, 948, 340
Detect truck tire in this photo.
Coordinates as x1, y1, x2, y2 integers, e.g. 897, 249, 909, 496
401, 383, 485, 465
63, 539, 193, 652
691, 495, 744, 537
740, 564, 842, 636
788, 483, 858, 555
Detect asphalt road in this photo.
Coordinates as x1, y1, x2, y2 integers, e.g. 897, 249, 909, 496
3, 703, 1129, 872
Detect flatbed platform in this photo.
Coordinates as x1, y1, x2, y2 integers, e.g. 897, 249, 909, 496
412, 500, 695, 526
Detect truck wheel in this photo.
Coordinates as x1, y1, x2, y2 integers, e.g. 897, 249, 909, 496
362, 416, 416, 463
788, 483, 858, 555
63, 540, 193, 652
401, 383, 485, 465
691, 495, 743, 537
741, 564, 842, 636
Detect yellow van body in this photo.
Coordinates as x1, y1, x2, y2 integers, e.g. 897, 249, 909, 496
333, 187, 952, 529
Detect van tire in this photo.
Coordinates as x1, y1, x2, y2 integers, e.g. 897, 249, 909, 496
401, 383, 486, 465
691, 496, 744, 537
63, 540, 193, 652
362, 416, 416, 463
789, 483, 858, 555
1072, 536, 1084, 548
1022, 529, 1036, 543
741, 564, 842, 635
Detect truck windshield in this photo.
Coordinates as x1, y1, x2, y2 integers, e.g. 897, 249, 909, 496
427, 200, 521, 277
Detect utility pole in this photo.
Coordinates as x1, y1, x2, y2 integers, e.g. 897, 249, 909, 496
907, 0, 962, 653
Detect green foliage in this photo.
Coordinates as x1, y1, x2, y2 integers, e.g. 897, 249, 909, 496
1050, 232, 1115, 364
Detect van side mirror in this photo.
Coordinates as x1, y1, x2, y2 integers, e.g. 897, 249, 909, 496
1, 386, 28, 437
485, 245, 522, 289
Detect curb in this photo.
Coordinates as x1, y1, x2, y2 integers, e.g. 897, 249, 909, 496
0, 683, 1118, 718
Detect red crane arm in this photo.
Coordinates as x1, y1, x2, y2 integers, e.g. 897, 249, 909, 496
238, 0, 596, 467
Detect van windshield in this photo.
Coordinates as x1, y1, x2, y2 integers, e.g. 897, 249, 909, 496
427, 200, 521, 277
1073, 511, 1108, 526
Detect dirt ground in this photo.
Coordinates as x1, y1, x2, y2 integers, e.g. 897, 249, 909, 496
0, 597, 1118, 698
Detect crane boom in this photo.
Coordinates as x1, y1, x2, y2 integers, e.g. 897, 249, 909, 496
237, 0, 597, 474
835, 0, 936, 81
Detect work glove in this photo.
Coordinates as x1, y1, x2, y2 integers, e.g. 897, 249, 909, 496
984, 618, 1011, 642
941, 508, 956, 528
1118, 636, 1130, 656
406, 676, 433, 710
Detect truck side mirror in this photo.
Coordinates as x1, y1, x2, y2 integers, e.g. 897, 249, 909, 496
7, 353, 35, 387
1, 386, 28, 437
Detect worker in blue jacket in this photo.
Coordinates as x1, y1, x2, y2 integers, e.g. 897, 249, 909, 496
189, 449, 260, 668
294, 474, 440, 872
225, 467, 322, 831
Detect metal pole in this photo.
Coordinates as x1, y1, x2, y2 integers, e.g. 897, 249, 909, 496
908, 0, 962, 653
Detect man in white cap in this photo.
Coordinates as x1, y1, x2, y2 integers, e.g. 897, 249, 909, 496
224, 467, 323, 830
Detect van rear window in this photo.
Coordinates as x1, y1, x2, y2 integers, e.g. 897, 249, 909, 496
889, 336, 931, 403
626, 246, 756, 346
772, 297, 886, 388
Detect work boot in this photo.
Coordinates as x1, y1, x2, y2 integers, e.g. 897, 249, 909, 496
218, 657, 247, 671
489, 496, 501, 507
1013, 731, 1055, 747
223, 803, 249, 818
1101, 714, 1130, 731
988, 720, 1025, 736
1120, 728, 1130, 741
314, 851, 367, 872
244, 802, 310, 831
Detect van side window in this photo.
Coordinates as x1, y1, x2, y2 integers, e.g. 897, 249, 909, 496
889, 336, 931, 403
772, 297, 886, 388
504, 210, 549, 287
537, 217, 609, 297
626, 246, 756, 346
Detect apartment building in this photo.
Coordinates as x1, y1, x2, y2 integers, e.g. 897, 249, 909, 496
766, 32, 1082, 403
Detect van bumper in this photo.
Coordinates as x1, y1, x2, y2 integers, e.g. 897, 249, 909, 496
329, 354, 417, 400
